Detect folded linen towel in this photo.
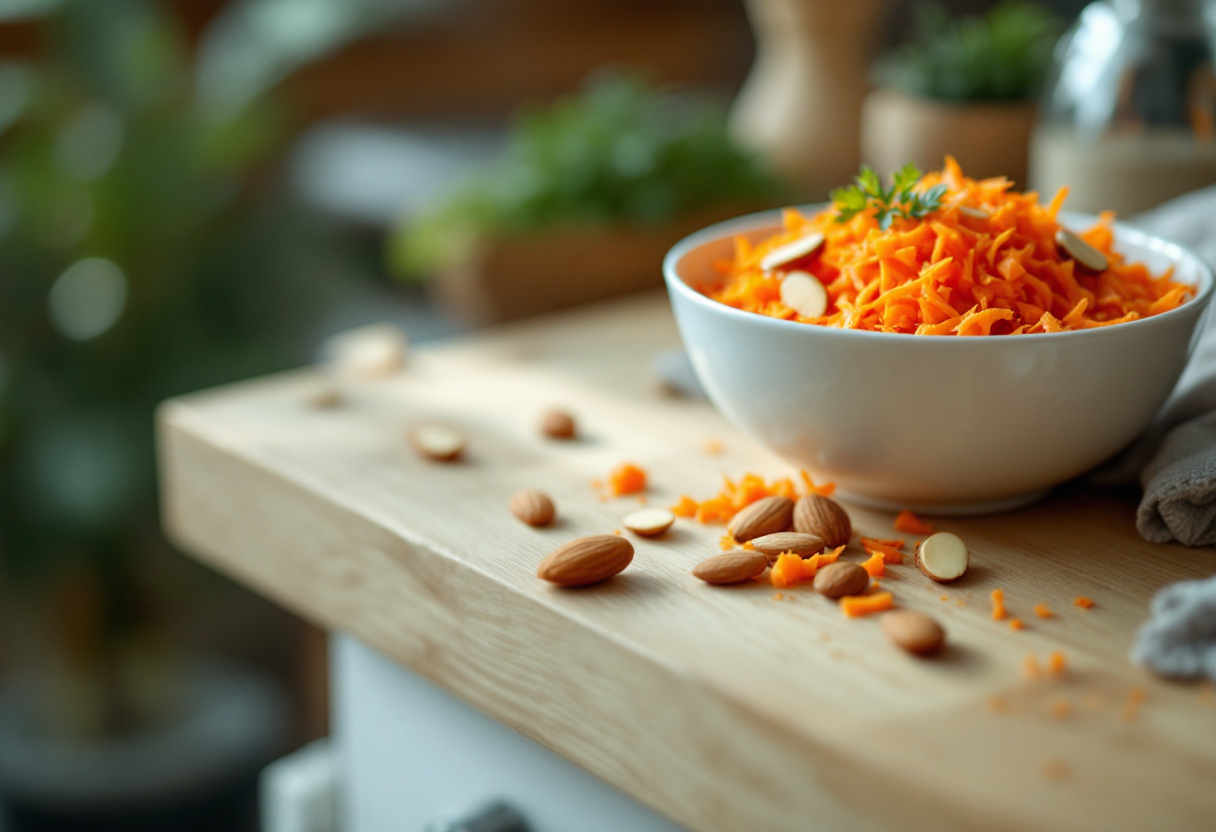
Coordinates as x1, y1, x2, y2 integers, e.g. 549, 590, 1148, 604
1131, 574, 1216, 680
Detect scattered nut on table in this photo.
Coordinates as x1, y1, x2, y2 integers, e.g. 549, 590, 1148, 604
916, 532, 970, 582
321, 323, 409, 379
537, 535, 633, 587
812, 561, 870, 598
409, 422, 465, 462
750, 532, 825, 561
540, 408, 577, 440
622, 508, 675, 537
793, 495, 852, 548
882, 610, 946, 656
727, 496, 794, 542
510, 489, 555, 527
692, 551, 769, 585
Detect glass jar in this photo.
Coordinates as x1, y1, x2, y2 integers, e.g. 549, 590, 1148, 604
1029, 0, 1216, 215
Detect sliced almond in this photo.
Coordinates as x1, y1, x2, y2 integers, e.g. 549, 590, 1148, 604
510, 489, 555, 527
541, 408, 577, 439
1055, 229, 1108, 272
306, 386, 342, 409
409, 422, 465, 462
958, 205, 990, 220
750, 532, 825, 561
727, 496, 794, 542
537, 535, 634, 587
915, 532, 969, 582
812, 561, 870, 598
780, 271, 828, 318
322, 323, 408, 379
692, 550, 769, 585
760, 232, 825, 271
882, 610, 945, 655
793, 495, 852, 548
623, 508, 675, 537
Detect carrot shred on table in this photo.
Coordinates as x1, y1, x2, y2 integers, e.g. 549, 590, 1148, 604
862, 551, 885, 578
991, 588, 1007, 620
1034, 602, 1055, 618
1073, 596, 1095, 610
894, 510, 934, 535
1048, 651, 1066, 675
1051, 699, 1072, 718
701, 438, 723, 455
605, 463, 647, 496
861, 537, 904, 564
1009, 618, 1025, 631
841, 591, 894, 617
1121, 687, 1147, 722
669, 470, 834, 524
1024, 654, 1041, 678
703, 158, 1189, 334
820, 545, 846, 564
770, 553, 807, 588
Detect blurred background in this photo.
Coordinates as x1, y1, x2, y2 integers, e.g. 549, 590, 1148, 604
0, 0, 1212, 829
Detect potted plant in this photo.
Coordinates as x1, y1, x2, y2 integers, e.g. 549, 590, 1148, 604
389, 74, 789, 325
861, 1, 1061, 186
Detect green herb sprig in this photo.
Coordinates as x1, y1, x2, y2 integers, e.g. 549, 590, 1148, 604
830, 163, 947, 230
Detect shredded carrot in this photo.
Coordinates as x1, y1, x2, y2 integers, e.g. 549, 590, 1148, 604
704, 158, 1189, 334
719, 535, 737, 551
1024, 654, 1041, 678
770, 554, 804, 588
1121, 687, 1147, 722
1009, 618, 1025, 631
1073, 596, 1095, 610
605, 463, 647, 496
1034, 602, 1055, 618
670, 470, 834, 524
862, 551, 885, 578
939, 594, 949, 602
861, 537, 904, 564
870, 538, 906, 549
991, 588, 1007, 620
987, 695, 1008, 712
773, 592, 784, 600
820, 545, 845, 564
702, 438, 723, 455
1043, 758, 1069, 781
841, 591, 894, 617
1051, 699, 1072, 718
1048, 651, 1066, 675
894, 510, 934, 535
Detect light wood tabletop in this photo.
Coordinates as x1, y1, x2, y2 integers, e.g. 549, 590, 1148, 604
158, 292, 1216, 832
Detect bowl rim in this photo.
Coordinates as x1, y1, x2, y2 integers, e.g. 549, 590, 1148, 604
663, 204, 1215, 344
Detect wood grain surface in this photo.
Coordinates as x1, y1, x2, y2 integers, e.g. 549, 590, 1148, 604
158, 293, 1216, 832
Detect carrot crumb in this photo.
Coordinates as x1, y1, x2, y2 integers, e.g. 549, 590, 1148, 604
991, 588, 1007, 620
772, 592, 784, 600
1051, 699, 1072, 718
1009, 618, 1025, 631
894, 510, 933, 535
1073, 596, 1095, 610
939, 594, 949, 602
987, 695, 1008, 713
956, 598, 965, 607
841, 591, 894, 617
1121, 687, 1146, 722
1043, 758, 1069, 781
1047, 651, 1066, 675
861, 537, 904, 564
770, 553, 806, 589
719, 535, 737, 551
636, 495, 648, 505
861, 551, 885, 578
1034, 602, 1055, 618
701, 438, 723, 455
671, 471, 834, 524
819, 545, 845, 564
606, 463, 647, 496
1024, 654, 1041, 678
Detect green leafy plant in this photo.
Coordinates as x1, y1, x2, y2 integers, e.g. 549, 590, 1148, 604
830, 163, 946, 229
390, 73, 787, 278
873, 1, 1062, 102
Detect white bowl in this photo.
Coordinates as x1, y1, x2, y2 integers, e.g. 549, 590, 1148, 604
663, 208, 1214, 514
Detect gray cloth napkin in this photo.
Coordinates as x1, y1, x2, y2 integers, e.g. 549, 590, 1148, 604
1096, 184, 1216, 545
1132, 574, 1216, 680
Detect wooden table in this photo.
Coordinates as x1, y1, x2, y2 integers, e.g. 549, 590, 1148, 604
158, 293, 1216, 832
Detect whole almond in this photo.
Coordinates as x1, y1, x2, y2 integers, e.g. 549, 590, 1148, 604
537, 535, 633, 587
727, 496, 794, 542
541, 409, 577, 440
915, 532, 969, 582
692, 550, 769, 585
882, 610, 945, 655
410, 422, 465, 462
793, 495, 852, 547
812, 561, 870, 598
750, 532, 825, 561
510, 489, 555, 527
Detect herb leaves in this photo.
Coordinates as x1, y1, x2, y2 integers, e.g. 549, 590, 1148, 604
830, 163, 947, 230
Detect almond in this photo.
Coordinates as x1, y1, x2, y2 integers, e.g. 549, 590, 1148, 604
750, 532, 825, 561
1055, 228, 1108, 272
622, 508, 675, 537
306, 386, 342, 409
779, 271, 828, 318
510, 489, 555, 527
692, 550, 769, 585
409, 422, 465, 462
537, 535, 633, 587
540, 409, 577, 439
793, 495, 851, 547
727, 496, 794, 542
322, 323, 408, 379
882, 610, 945, 655
760, 231, 825, 271
915, 532, 969, 582
812, 561, 870, 598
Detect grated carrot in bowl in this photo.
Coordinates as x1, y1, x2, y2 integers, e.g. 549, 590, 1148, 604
703, 158, 1189, 335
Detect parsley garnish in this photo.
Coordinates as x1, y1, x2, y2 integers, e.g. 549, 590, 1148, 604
829, 163, 947, 230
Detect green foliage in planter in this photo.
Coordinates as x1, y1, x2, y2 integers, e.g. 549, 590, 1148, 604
874, 1, 1062, 103
391, 74, 789, 279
